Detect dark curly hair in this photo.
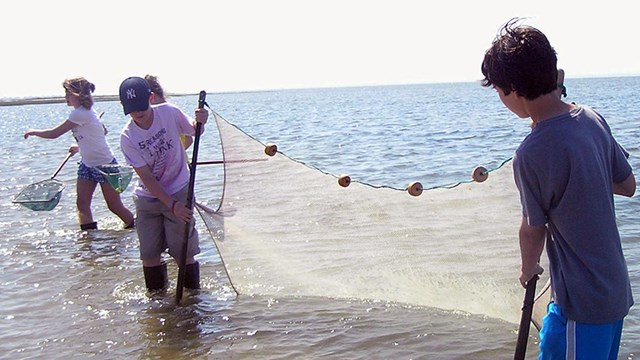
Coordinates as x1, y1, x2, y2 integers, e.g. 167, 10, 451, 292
481, 18, 558, 100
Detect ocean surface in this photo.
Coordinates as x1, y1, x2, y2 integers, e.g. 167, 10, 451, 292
1, 77, 638, 359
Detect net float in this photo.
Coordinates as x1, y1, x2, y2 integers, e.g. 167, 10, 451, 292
264, 143, 278, 156
337, 175, 351, 187
407, 181, 423, 197
472, 166, 489, 183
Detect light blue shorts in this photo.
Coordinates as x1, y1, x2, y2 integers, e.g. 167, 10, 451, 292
539, 302, 623, 360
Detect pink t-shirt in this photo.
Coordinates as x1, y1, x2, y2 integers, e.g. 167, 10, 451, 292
120, 104, 195, 198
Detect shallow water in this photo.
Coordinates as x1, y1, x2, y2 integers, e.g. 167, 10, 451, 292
1, 77, 638, 359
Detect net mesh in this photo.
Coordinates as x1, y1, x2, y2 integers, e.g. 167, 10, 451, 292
196, 112, 550, 325
13, 179, 65, 211
95, 164, 134, 193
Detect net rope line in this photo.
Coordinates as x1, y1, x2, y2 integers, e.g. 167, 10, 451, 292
206, 110, 514, 194
422, 157, 512, 190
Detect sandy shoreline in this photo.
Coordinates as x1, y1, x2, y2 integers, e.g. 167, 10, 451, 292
0, 93, 196, 107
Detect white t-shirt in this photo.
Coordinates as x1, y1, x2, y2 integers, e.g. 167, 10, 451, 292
68, 107, 114, 167
120, 104, 195, 198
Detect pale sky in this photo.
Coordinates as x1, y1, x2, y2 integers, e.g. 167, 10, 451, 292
1, 0, 638, 99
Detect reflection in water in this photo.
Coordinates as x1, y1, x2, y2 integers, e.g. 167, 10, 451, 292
74, 229, 135, 268
138, 295, 206, 359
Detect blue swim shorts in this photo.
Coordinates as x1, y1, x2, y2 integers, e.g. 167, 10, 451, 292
539, 302, 623, 360
77, 158, 117, 183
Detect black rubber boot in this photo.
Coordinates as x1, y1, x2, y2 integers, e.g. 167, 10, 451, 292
185, 262, 200, 290
143, 262, 168, 291
80, 222, 98, 230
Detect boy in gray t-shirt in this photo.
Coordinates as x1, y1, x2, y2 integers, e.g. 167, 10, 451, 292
481, 18, 635, 359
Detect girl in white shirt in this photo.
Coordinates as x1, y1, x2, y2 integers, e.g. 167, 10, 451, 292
24, 77, 134, 230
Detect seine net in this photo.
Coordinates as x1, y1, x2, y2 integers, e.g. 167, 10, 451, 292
196, 112, 550, 325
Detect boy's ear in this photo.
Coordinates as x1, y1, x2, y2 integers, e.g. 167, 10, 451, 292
555, 69, 566, 98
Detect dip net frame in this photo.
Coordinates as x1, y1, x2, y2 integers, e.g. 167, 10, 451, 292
13, 152, 74, 212
13, 179, 66, 211
95, 164, 134, 193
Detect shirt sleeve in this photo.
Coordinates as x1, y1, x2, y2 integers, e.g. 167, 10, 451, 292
68, 108, 88, 126
611, 141, 633, 183
174, 107, 196, 137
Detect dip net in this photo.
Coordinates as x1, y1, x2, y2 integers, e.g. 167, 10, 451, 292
13, 179, 65, 211
95, 164, 134, 193
195, 112, 550, 326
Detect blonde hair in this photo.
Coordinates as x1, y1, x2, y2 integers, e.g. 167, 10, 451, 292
62, 77, 95, 109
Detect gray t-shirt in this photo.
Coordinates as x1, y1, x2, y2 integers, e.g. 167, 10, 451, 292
513, 105, 633, 323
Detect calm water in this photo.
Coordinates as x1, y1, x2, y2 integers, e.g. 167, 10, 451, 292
1, 77, 638, 359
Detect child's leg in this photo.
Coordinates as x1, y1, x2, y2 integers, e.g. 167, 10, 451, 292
573, 319, 623, 360
100, 182, 134, 227
143, 261, 168, 291
134, 194, 169, 292
540, 302, 624, 360
76, 179, 97, 227
165, 186, 201, 265
539, 302, 567, 359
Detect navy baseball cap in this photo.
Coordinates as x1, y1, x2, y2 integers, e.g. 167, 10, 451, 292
119, 77, 151, 115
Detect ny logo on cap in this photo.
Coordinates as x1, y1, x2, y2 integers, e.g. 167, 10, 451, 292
126, 89, 137, 99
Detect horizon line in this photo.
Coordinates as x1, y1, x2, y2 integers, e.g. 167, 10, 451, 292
1, 73, 638, 106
